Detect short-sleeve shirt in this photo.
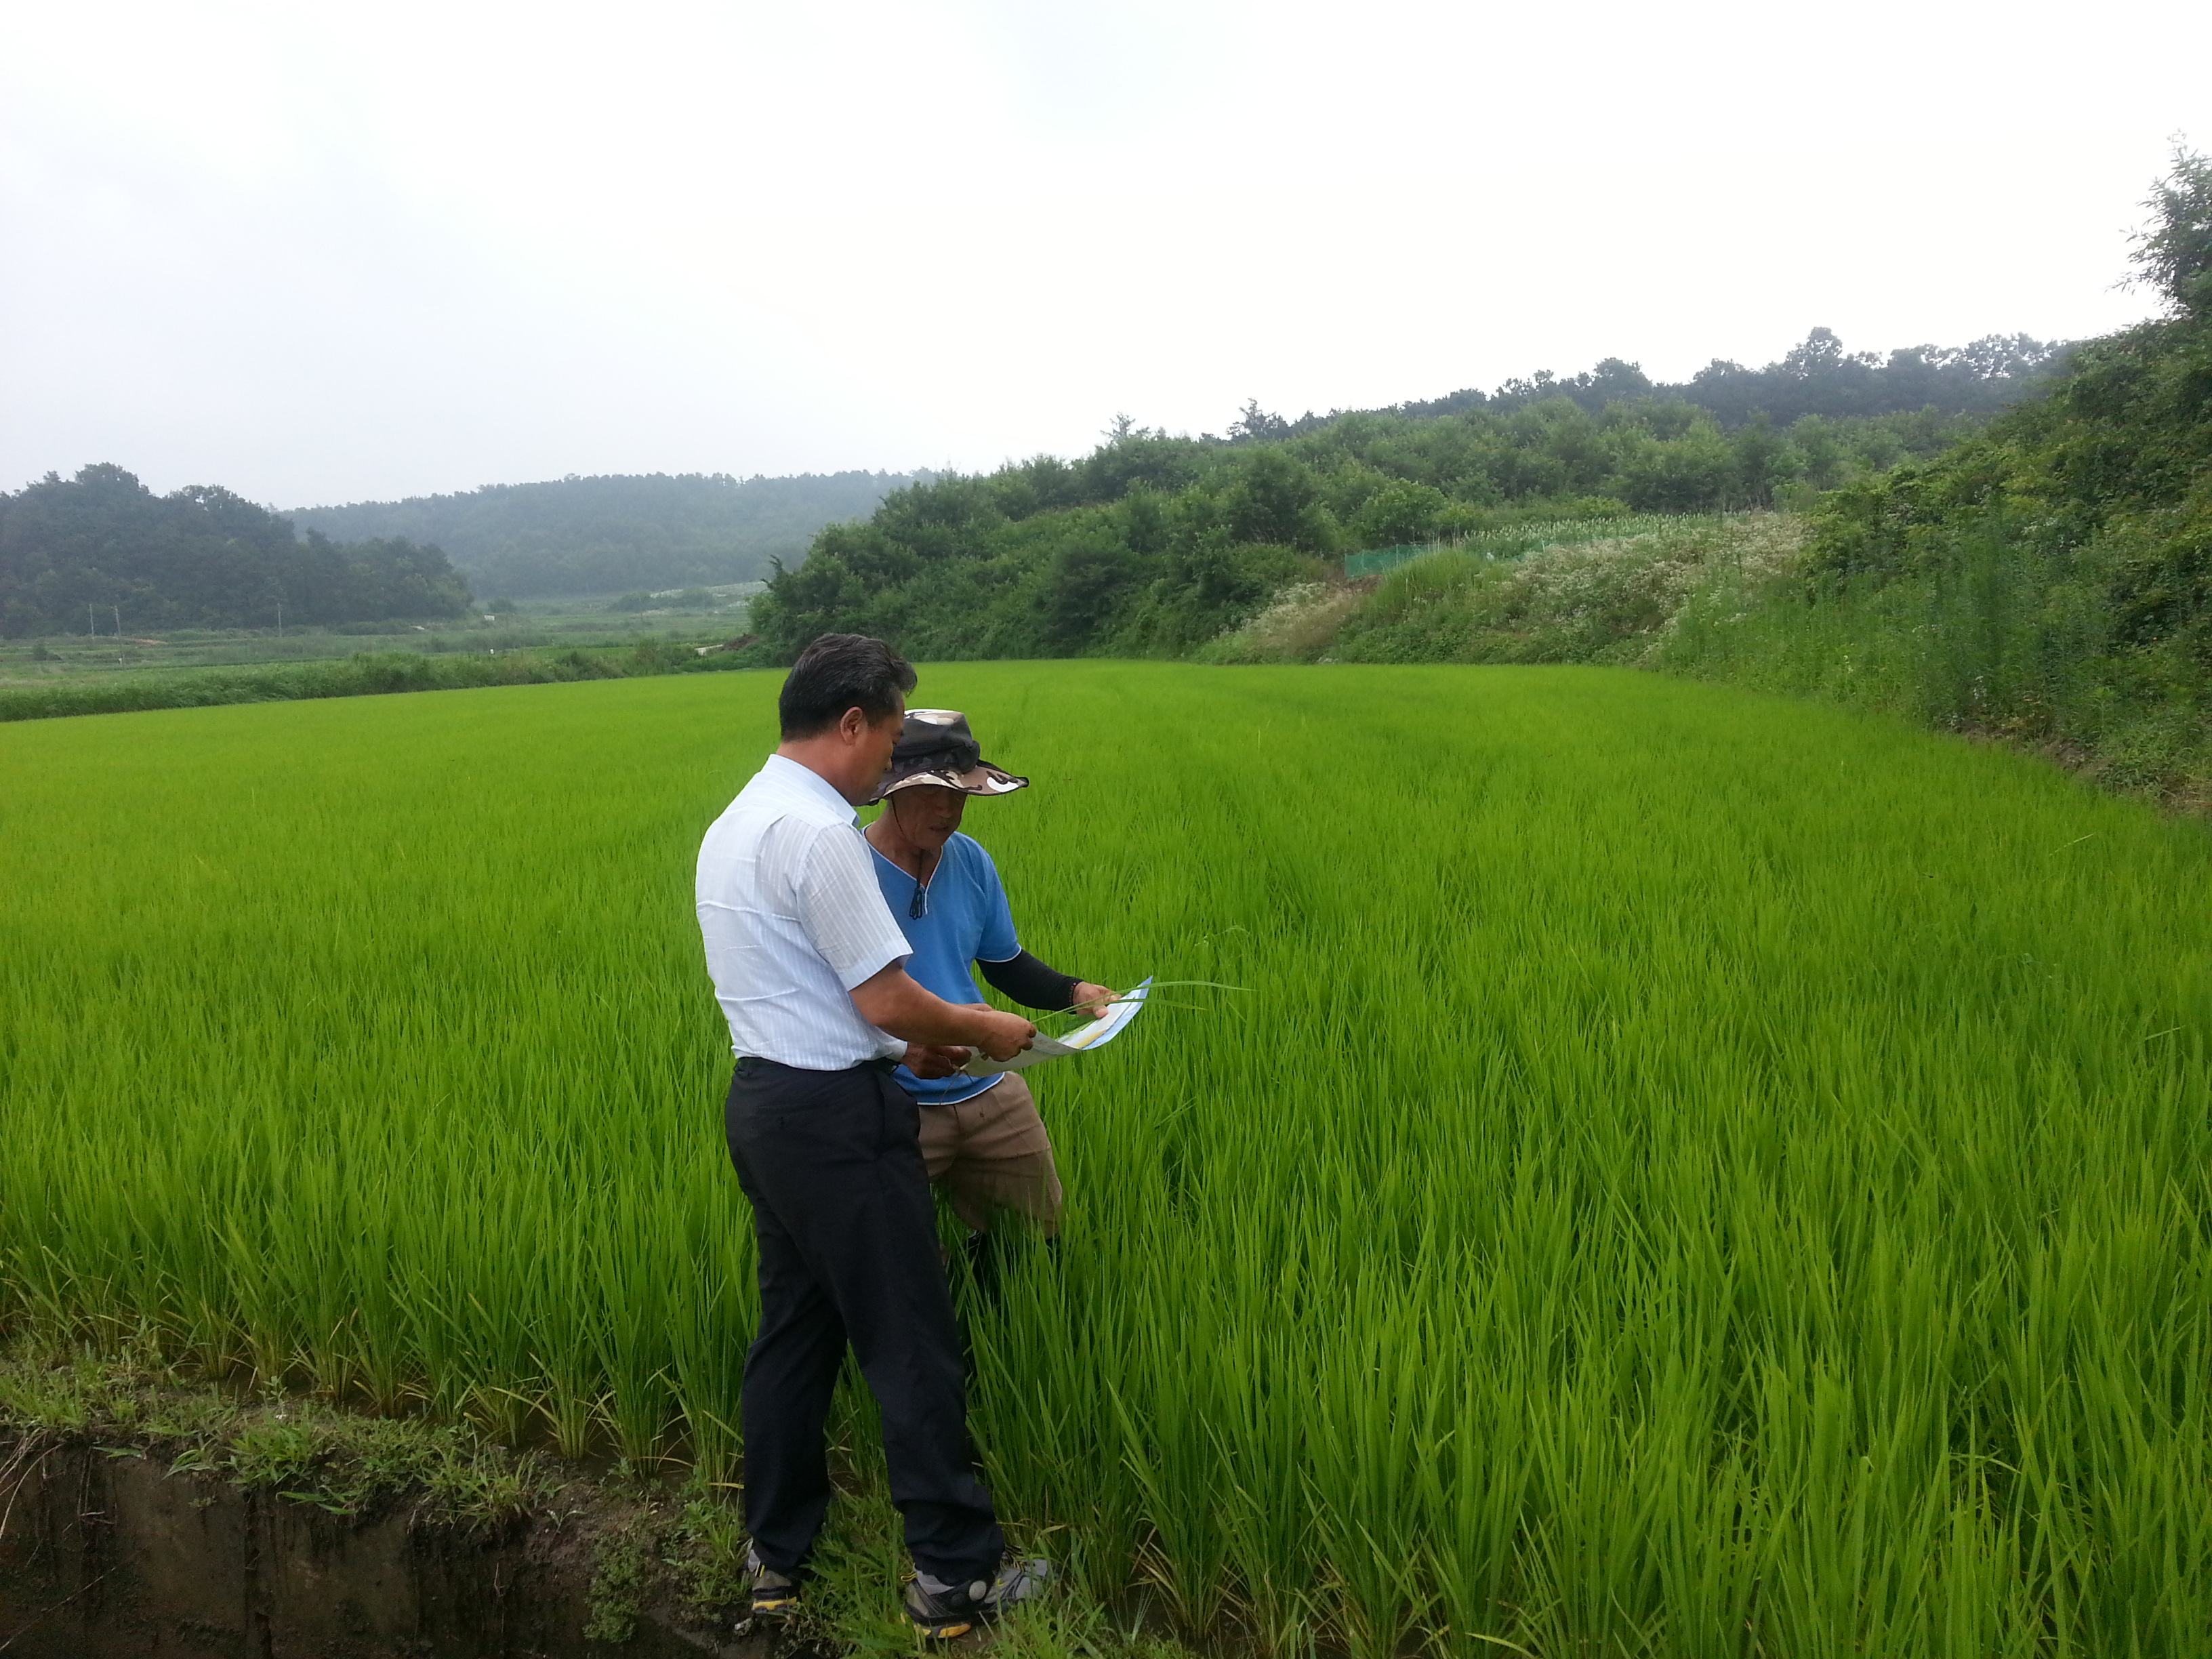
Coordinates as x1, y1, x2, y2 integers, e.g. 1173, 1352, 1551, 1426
870, 831, 1018, 1105
695, 754, 913, 1069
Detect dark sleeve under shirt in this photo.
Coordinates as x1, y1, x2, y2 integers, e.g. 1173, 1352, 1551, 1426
977, 949, 1080, 1012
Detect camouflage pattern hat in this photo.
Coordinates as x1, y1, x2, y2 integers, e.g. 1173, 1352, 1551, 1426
870, 709, 1029, 804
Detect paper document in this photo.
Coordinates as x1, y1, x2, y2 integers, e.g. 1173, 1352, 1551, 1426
961, 976, 1153, 1075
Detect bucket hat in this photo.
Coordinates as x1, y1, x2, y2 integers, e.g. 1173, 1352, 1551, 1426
871, 709, 1029, 804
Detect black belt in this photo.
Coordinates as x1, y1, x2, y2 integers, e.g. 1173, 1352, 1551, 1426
737, 1055, 898, 1076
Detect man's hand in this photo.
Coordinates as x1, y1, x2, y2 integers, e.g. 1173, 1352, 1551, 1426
851, 963, 1037, 1058
970, 1007, 1036, 1063
1071, 982, 1119, 1021
903, 1042, 972, 1080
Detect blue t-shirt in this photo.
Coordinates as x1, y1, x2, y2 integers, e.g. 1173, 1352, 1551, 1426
870, 831, 1020, 1104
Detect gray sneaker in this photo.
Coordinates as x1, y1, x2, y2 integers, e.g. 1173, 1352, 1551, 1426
745, 1543, 801, 1618
902, 1555, 1052, 1639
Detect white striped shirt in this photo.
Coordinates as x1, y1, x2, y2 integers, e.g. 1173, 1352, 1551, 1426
696, 754, 912, 1069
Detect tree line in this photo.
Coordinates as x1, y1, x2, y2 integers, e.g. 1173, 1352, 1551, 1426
749, 324, 2065, 662
0, 465, 473, 636
1370, 328, 2068, 430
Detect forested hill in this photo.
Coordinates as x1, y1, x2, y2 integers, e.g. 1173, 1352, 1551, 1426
747, 327, 2068, 663
0, 465, 471, 636
291, 470, 922, 600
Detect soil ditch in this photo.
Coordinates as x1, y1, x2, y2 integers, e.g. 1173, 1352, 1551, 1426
0, 1441, 754, 1658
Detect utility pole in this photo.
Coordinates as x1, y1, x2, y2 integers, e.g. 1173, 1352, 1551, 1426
112, 605, 121, 638
88, 603, 96, 637
276, 601, 283, 637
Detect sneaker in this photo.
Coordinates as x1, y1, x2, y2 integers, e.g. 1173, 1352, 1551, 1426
903, 1556, 1051, 1639
745, 1543, 801, 1618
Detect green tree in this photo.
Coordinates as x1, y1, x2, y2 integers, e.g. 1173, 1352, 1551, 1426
1223, 452, 1332, 550
2132, 144, 2212, 316
1730, 417, 1801, 508
1034, 527, 1143, 655
1351, 480, 1450, 548
1618, 424, 1735, 511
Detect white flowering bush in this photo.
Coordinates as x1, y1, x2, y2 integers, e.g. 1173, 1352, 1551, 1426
1317, 514, 1807, 663
1197, 581, 1370, 663
1202, 515, 1811, 666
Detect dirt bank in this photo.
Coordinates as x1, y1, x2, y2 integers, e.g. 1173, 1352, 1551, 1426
0, 1441, 750, 1658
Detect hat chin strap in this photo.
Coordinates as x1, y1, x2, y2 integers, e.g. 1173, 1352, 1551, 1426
886, 792, 939, 901
888, 790, 941, 851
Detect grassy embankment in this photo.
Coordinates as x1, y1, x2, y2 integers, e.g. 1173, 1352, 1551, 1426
0, 592, 756, 721
1208, 512, 2212, 808
5, 663, 2210, 1655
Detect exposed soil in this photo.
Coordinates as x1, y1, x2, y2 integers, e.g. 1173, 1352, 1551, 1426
0, 1442, 754, 1658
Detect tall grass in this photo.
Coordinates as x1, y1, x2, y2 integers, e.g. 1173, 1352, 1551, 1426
1652, 518, 2212, 802
4, 663, 2210, 1654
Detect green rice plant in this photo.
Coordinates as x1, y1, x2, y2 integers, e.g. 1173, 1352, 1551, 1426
4, 662, 2211, 1655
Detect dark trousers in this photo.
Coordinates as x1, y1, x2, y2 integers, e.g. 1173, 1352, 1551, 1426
724, 1057, 1004, 1582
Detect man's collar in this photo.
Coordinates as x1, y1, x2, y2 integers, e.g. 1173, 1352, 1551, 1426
762, 752, 858, 822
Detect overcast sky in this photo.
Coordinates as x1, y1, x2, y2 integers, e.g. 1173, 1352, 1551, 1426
3, 0, 2206, 508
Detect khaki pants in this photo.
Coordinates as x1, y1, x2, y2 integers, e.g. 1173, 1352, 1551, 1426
916, 1073, 1063, 1236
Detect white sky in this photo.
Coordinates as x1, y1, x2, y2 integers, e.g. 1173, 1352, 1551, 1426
3, 0, 2206, 508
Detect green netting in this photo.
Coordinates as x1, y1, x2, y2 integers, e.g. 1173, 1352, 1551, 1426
1343, 543, 1439, 578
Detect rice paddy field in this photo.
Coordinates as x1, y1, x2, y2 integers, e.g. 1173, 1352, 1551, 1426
5, 661, 2211, 1657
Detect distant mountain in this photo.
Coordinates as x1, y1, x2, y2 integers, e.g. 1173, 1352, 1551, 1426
291, 470, 924, 600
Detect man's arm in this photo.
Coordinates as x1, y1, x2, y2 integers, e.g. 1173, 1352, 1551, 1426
851, 962, 1035, 1061
978, 950, 1116, 1019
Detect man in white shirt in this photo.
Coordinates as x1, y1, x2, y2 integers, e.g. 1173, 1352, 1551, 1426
696, 634, 1048, 1639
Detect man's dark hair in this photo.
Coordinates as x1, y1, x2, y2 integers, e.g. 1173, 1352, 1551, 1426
779, 634, 917, 739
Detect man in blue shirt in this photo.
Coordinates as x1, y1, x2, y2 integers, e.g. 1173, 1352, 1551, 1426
863, 710, 1115, 1267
